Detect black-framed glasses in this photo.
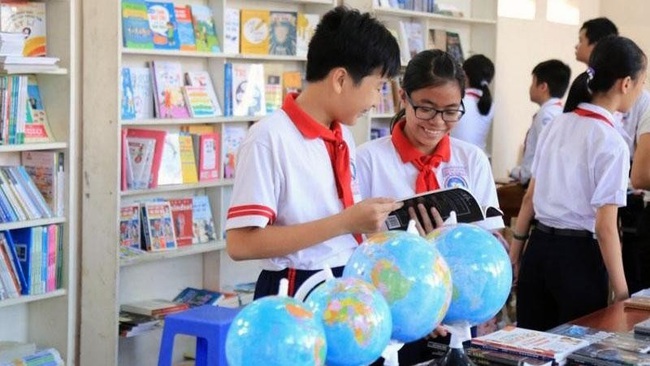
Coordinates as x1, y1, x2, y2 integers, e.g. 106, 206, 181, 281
405, 93, 465, 122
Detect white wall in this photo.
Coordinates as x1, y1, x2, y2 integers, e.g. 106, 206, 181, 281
491, 0, 600, 178
600, 0, 650, 70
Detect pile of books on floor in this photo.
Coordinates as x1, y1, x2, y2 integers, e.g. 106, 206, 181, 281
0, 341, 63, 366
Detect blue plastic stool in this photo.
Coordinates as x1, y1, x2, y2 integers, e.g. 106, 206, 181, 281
158, 305, 241, 366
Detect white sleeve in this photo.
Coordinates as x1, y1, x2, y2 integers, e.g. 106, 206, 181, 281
636, 104, 650, 139
469, 150, 505, 230
592, 141, 630, 208
355, 144, 374, 200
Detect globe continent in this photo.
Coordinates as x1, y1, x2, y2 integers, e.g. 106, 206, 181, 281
305, 277, 392, 366
343, 231, 452, 342
427, 224, 512, 326
225, 295, 326, 366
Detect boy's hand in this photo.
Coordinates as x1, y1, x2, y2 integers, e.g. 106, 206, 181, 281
343, 198, 403, 234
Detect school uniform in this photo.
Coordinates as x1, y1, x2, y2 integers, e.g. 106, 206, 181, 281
617, 89, 650, 157
517, 102, 630, 331
226, 93, 361, 299
509, 98, 563, 185
357, 119, 504, 366
450, 88, 495, 153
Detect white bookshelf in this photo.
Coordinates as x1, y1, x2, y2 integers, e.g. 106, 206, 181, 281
0, 0, 80, 364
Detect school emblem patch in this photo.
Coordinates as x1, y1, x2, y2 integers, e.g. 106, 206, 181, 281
442, 167, 468, 188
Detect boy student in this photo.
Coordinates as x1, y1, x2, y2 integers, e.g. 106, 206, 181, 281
225, 6, 403, 299
509, 60, 571, 185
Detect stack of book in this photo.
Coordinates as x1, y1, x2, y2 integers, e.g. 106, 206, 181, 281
118, 311, 162, 337
120, 299, 190, 319
623, 287, 650, 311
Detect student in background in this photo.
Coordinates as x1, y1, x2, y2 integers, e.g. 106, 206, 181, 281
450, 54, 495, 154
225, 6, 402, 299
510, 36, 646, 331
357, 49, 504, 365
510, 60, 571, 185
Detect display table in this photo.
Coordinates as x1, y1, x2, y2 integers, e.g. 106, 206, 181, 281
570, 300, 650, 332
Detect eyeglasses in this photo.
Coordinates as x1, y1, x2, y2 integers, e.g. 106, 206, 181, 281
405, 93, 465, 122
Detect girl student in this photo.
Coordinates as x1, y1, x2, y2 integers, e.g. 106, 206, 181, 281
450, 54, 495, 154
356, 49, 504, 366
510, 36, 647, 331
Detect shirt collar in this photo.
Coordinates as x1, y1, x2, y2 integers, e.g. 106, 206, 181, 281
576, 102, 616, 126
281, 92, 339, 139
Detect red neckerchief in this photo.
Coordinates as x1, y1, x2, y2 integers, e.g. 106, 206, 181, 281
391, 119, 451, 193
282, 93, 362, 243
573, 107, 614, 127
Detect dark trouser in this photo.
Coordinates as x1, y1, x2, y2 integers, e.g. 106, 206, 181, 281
620, 194, 650, 295
253, 266, 344, 300
516, 226, 608, 331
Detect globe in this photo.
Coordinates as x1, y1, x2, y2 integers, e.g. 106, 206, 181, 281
343, 231, 452, 343
305, 277, 392, 366
426, 223, 512, 326
225, 295, 327, 366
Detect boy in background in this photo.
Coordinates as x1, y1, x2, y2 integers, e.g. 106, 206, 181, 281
225, 6, 403, 299
510, 59, 571, 185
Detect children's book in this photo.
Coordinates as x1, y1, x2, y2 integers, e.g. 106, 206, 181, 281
144, 1, 180, 50
281, 70, 302, 98
119, 203, 141, 249
178, 134, 198, 184
141, 201, 176, 251
296, 13, 319, 58
151, 61, 189, 118
173, 5, 196, 51
125, 128, 166, 189
0, 1, 46, 57
121, 0, 154, 49
223, 8, 239, 54
568, 340, 650, 365
240, 9, 270, 55
126, 67, 154, 120
264, 64, 283, 114
185, 71, 223, 116
446, 31, 465, 63
20, 151, 61, 216
192, 195, 215, 244
121, 68, 136, 120
385, 186, 504, 231
222, 124, 248, 179
189, 4, 220, 53
173, 287, 223, 307
24, 75, 54, 143
182, 85, 217, 118
269, 11, 297, 56
168, 198, 193, 247
231, 63, 266, 116
193, 132, 220, 181
157, 132, 182, 186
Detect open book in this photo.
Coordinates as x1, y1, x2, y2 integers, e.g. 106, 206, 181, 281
384, 186, 504, 231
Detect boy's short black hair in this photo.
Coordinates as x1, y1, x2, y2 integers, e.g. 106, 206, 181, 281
305, 6, 401, 84
581, 17, 618, 45
532, 59, 571, 98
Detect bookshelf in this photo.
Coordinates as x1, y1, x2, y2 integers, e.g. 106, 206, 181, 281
81, 0, 335, 365
0, 0, 79, 364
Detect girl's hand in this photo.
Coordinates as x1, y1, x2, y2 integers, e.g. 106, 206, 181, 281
408, 204, 444, 236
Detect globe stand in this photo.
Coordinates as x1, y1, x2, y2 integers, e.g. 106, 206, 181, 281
428, 322, 475, 366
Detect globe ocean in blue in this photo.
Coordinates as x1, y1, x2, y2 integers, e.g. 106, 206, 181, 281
427, 224, 512, 326
343, 231, 452, 343
225, 295, 326, 366
305, 277, 392, 366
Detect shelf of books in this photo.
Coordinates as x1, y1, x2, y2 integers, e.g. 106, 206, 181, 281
0, 0, 79, 364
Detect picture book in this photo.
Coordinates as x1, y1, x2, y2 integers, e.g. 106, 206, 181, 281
240, 9, 270, 55
282, 70, 302, 98
185, 70, 223, 116
0, 1, 46, 57
568, 340, 650, 365
296, 13, 319, 58
128, 67, 154, 120
141, 201, 176, 251
119, 203, 141, 249
446, 31, 465, 63
24, 75, 54, 143
121, 0, 153, 49
223, 8, 240, 54
168, 198, 193, 247
151, 60, 189, 118
182, 85, 217, 118
401, 21, 425, 59
173, 287, 222, 307
194, 132, 220, 181
178, 134, 198, 184
21, 151, 62, 216
269, 11, 297, 56
550, 323, 650, 354
121, 68, 136, 120
189, 4, 219, 53
264, 64, 283, 114
192, 195, 215, 244
144, 1, 179, 50
385, 186, 504, 231
157, 132, 182, 186
125, 128, 166, 189
173, 5, 196, 51
231, 63, 266, 116
222, 124, 248, 179
11, 226, 42, 295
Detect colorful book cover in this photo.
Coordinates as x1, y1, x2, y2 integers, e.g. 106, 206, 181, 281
142, 201, 176, 251
173, 287, 222, 307
185, 71, 223, 116
264, 64, 283, 114
124, 137, 155, 190
121, 0, 154, 49
232, 63, 265, 116
24, 75, 54, 143
178, 134, 198, 184
223, 62, 233, 116
168, 198, 193, 246
0, 1, 46, 57
128, 67, 154, 120
121, 68, 137, 120
11, 226, 41, 295
182, 85, 217, 118
269, 11, 296, 56
296, 13, 319, 58
144, 1, 180, 50
240, 9, 270, 55
222, 124, 248, 179
282, 70, 302, 98
20, 151, 56, 214
151, 61, 189, 118
125, 128, 167, 189
189, 4, 220, 53
0, 231, 26, 295
194, 132, 220, 181
223, 8, 239, 54
192, 195, 215, 244
446, 31, 464, 64
173, 5, 196, 51
120, 203, 141, 249
156, 132, 182, 186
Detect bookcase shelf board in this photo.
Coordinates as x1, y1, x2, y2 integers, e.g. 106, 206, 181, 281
1, 68, 69, 76
0, 142, 68, 153
0, 217, 66, 231
120, 179, 234, 197
120, 116, 262, 126
0, 289, 67, 309
374, 7, 497, 25
120, 240, 226, 267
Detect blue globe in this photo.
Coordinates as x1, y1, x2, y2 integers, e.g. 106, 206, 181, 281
427, 224, 512, 326
225, 295, 327, 366
343, 231, 452, 342
305, 277, 392, 366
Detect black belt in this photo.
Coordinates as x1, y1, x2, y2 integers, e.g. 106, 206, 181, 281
535, 222, 593, 238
